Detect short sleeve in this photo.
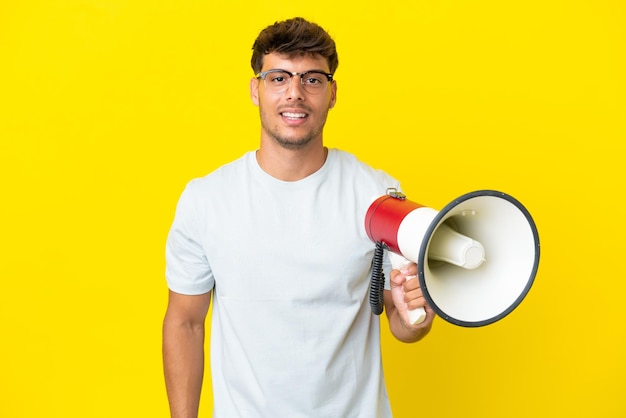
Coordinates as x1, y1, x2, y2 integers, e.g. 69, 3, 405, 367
165, 182, 214, 295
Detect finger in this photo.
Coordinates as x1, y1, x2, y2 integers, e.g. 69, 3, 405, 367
404, 284, 423, 297
406, 297, 427, 311
389, 269, 407, 287
399, 262, 418, 276
403, 277, 420, 292
404, 290, 425, 308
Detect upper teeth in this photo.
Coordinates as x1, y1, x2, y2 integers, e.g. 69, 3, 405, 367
282, 112, 306, 118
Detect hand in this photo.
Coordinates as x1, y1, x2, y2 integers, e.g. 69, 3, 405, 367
389, 262, 435, 328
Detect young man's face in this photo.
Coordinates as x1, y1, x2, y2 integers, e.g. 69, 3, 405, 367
250, 52, 337, 151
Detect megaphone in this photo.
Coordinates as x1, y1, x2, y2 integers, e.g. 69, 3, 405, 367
365, 189, 539, 327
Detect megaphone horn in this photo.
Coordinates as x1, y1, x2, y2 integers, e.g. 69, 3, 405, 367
365, 189, 540, 328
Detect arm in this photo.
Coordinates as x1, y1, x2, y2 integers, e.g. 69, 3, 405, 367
162, 290, 212, 418
384, 262, 435, 343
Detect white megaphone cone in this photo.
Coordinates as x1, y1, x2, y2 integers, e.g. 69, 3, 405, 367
365, 189, 539, 327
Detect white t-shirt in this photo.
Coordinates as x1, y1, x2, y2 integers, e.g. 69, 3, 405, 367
166, 148, 399, 418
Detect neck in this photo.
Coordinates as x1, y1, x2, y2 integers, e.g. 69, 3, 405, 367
256, 145, 328, 182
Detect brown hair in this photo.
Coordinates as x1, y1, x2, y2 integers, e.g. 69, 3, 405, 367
251, 17, 339, 75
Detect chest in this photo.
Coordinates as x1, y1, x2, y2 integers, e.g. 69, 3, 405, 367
201, 180, 375, 301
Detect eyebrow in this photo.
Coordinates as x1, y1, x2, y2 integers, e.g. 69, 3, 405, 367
262, 68, 331, 74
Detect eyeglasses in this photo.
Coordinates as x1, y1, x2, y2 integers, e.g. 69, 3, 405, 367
256, 69, 334, 95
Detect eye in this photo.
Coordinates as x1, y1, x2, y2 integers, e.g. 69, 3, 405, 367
303, 74, 325, 85
268, 72, 290, 85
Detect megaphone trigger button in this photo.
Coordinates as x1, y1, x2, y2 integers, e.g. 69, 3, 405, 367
386, 188, 406, 200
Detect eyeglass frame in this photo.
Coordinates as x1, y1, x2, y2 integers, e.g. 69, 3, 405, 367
255, 69, 334, 94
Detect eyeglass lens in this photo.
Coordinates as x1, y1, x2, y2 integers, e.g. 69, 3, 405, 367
262, 71, 330, 94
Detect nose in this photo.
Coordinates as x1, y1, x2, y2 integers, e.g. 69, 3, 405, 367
284, 75, 306, 100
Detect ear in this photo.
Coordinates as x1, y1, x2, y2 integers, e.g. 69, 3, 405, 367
328, 80, 337, 109
250, 78, 260, 106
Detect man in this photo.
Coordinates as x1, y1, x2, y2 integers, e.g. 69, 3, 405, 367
163, 17, 435, 418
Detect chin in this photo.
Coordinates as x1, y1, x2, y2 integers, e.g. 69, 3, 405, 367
272, 133, 317, 150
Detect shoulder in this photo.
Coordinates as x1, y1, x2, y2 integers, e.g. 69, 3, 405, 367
170, 152, 254, 219
329, 148, 398, 186
183, 152, 254, 195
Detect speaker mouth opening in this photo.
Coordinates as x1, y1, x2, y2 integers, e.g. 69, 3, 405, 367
417, 190, 540, 328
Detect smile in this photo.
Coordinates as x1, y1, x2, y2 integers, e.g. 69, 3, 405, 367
281, 112, 307, 119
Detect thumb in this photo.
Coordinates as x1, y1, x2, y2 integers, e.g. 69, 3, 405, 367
389, 268, 407, 289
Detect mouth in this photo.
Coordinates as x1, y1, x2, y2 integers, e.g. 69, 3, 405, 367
280, 111, 308, 120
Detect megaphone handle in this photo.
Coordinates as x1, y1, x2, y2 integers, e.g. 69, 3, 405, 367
405, 277, 427, 325
389, 253, 427, 325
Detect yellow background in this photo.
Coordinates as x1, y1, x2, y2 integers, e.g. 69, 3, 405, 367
1, 1, 624, 417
